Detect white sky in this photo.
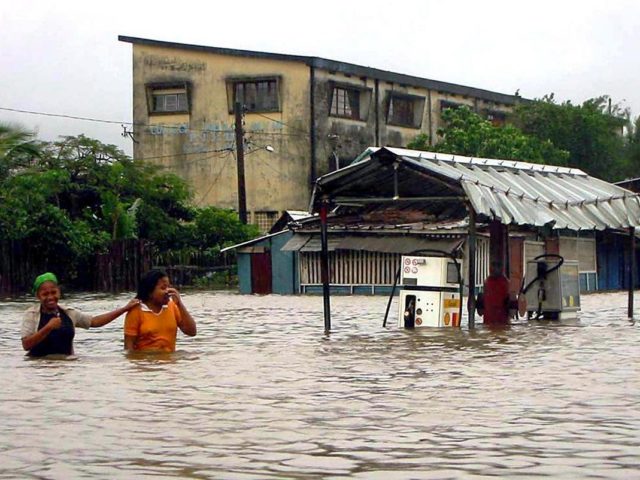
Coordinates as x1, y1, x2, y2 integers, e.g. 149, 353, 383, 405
1, 0, 638, 156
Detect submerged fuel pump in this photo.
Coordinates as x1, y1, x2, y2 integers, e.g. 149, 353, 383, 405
519, 254, 580, 320
382, 249, 463, 329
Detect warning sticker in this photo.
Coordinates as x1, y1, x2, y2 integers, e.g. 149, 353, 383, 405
443, 298, 460, 309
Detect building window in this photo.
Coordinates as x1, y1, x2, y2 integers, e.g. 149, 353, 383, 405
486, 110, 507, 126
146, 82, 190, 115
252, 211, 279, 233
233, 79, 279, 112
440, 100, 463, 113
330, 86, 360, 119
153, 92, 188, 113
387, 94, 424, 128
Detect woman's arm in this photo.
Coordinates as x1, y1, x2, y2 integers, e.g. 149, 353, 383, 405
168, 288, 197, 336
21, 316, 62, 351
124, 334, 137, 352
90, 299, 141, 328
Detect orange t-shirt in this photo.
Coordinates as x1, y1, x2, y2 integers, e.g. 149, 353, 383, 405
124, 301, 183, 352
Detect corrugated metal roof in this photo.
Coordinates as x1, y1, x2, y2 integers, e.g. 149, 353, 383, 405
312, 147, 640, 231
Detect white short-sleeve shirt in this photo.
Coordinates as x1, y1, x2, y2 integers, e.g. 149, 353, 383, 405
21, 304, 93, 338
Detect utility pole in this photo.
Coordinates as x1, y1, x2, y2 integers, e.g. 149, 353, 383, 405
234, 101, 247, 224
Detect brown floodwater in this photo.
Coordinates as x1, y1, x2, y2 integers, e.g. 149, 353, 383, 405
1, 290, 639, 479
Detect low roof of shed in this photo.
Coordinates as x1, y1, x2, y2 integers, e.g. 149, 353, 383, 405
310, 147, 640, 231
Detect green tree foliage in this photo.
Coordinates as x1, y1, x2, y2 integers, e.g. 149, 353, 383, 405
0, 129, 259, 284
623, 116, 640, 178
428, 106, 570, 165
406, 133, 430, 151
194, 206, 260, 253
0, 122, 42, 177
514, 94, 627, 180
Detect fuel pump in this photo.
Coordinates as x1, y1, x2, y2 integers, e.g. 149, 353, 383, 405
519, 254, 580, 320
382, 249, 463, 329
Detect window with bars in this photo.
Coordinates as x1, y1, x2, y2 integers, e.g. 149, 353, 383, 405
252, 211, 279, 233
152, 92, 188, 113
330, 86, 360, 119
234, 79, 279, 112
146, 82, 190, 114
387, 94, 423, 128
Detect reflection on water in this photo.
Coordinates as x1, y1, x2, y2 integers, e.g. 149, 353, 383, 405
1, 291, 639, 479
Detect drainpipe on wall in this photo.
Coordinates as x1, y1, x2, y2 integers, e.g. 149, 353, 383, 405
309, 65, 317, 187
374, 79, 380, 146
427, 90, 433, 146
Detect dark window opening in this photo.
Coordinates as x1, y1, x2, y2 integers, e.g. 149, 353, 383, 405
388, 96, 415, 127
235, 80, 279, 112
440, 100, 462, 112
330, 87, 360, 119
486, 111, 507, 126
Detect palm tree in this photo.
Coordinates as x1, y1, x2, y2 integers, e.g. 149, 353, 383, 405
0, 123, 41, 176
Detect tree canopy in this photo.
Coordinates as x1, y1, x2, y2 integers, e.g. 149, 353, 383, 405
407, 95, 635, 182
514, 94, 627, 180
408, 106, 569, 165
0, 129, 259, 285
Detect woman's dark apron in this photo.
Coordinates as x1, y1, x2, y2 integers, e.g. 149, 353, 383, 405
28, 309, 75, 357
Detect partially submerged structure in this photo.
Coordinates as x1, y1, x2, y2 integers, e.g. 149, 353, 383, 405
309, 147, 640, 329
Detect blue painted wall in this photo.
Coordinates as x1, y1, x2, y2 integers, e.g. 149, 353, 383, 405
236, 231, 297, 294
237, 253, 252, 294
271, 231, 297, 294
597, 231, 640, 290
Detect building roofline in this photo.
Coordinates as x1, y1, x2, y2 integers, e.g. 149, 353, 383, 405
118, 35, 524, 105
220, 229, 290, 253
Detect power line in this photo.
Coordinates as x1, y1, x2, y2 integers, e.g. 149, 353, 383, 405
0, 106, 235, 135
252, 111, 310, 135
1, 105, 312, 138
137, 146, 234, 162
195, 150, 234, 206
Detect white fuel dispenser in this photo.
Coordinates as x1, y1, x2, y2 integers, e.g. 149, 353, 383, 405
521, 255, 580, 320
398, 255, 462, 328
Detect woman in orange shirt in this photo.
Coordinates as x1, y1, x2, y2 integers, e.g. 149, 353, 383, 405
124, 270, 197, 352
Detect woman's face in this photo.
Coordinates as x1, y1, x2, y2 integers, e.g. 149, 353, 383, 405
150, 276, 171, 305
37, 281, 60, 312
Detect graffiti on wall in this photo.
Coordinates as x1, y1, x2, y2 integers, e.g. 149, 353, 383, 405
147, 121, 284, 154
143, 55, 206, 73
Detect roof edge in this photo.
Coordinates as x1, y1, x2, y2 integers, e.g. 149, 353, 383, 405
118, 35, 524, 105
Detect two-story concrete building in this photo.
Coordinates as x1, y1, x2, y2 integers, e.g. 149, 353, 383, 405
119, 35, 523, 231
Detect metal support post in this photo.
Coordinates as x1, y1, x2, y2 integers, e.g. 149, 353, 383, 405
320, 200, 331, 332
234, 101, 247, 224
467, 207, 477, 328
629, 226, 635, 318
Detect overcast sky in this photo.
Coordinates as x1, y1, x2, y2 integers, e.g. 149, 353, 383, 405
1, 0, 638, 156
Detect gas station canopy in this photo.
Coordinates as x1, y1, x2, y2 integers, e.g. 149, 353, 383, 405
310, 147, 640, 231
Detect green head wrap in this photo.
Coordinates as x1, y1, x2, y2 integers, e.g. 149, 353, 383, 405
33, 272, 59, 295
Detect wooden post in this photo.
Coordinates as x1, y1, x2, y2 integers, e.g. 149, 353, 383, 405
629, 226, 635, 318
467, 207, 477, 328
504, 224, 510, 279
320, 200, 331, 332
234, 101, 247, 224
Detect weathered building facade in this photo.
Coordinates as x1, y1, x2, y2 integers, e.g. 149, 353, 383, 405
120, 36, 522, 230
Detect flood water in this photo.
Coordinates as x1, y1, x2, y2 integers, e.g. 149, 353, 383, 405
1, 290, 640, 479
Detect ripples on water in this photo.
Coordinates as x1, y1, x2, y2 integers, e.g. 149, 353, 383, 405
1, 291, 639, 479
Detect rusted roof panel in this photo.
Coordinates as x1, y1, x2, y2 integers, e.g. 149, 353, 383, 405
312, 147, 640, 231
